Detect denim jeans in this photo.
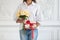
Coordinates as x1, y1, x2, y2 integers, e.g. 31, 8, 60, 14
19, 29, 38, 40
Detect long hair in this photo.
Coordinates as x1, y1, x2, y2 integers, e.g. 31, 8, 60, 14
23, 0, 36, 3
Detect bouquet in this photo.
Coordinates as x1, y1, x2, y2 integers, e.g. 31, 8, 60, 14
16, 10, 30, 20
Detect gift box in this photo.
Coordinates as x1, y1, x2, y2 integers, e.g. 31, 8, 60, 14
24, 20, 36, 29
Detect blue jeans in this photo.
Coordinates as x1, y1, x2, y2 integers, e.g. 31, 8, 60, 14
19, 29, 38, 40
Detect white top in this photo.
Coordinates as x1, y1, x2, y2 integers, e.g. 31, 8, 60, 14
16, 2, 42, 30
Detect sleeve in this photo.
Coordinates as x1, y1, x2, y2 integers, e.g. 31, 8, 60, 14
36, 5, 42, 24
13, 4, 21, 21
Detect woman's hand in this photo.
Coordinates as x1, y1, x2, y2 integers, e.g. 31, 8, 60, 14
36, 22, 40, 27
33, 22, 40, 29
16, 18, 25, 23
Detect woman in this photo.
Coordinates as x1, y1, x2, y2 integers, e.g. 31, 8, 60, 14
16, 0, 41, 40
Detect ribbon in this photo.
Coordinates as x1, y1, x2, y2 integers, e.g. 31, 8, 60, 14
24, 20, 36, 40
